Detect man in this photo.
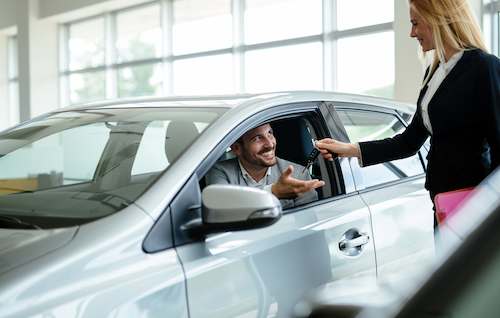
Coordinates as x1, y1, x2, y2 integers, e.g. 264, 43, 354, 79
205, 123, 324, 209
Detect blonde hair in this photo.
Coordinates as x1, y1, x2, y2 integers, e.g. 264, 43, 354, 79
410, 0, 487, 78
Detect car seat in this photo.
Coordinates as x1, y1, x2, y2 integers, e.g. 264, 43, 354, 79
271, 118, 315, 167
165, 120, 200, 164
272, 118, 323, 198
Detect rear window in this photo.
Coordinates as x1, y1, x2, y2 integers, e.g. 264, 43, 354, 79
338, 109, 425, 188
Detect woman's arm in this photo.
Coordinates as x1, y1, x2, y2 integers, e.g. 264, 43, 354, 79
357, 109, 429, 167
315, 111, 429, 167
481, 53, 500, 171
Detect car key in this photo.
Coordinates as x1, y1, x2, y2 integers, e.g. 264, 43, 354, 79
302, 144, 321, 174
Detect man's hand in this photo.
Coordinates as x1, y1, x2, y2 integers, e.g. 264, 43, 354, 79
271, 165, 325, 199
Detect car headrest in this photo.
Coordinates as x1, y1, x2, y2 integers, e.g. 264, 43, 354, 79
272, 119, 313, 166
165, 120, 200, 163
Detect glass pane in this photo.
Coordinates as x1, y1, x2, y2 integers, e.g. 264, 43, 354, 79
0, 108, 225, 226
69, 71, 105, 104
337, 31, 395, 98
118, 63, 163, 98
338, 110, 425, 188
498, 12, 500, 56
68, 18, 105, 70
8, 36, 18, 79
131, 119, 208, 175
337, 0, 394, 30
391, 156, 425, 177
173, 54, 233, 95
339, 110, 404, 143
8, 81, 20, 126
116, 4, 162, 62
245, 0, 322, 44
131, 121, 169, 175
357, 163, 399, 187
245, 42, 323, 92
173, 0, 232, 55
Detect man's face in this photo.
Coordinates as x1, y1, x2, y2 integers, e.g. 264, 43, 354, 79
232, 124, 277, 169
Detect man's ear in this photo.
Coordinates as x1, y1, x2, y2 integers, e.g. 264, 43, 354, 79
231, 143, 241, 156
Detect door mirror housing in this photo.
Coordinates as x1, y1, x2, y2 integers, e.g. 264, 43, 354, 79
183, 184, 282, 237
203, 184, 281, 224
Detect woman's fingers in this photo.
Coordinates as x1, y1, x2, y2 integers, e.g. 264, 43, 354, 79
316, 138, 358, 158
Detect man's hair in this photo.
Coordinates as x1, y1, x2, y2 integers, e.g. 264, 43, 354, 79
234, 123, 273, 146
234, 137, 243, 145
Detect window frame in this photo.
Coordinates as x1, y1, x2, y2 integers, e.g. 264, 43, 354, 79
146, 101, 355, 249
58, 0, 395, 106
7, 35, 19, 127
195, 105, 345, 209
484, 0, 500, 56
335, 104, 427, 191
193, 102, 354, 211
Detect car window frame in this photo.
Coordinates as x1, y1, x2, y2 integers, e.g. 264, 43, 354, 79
195, 103, 347, 209
331, 103, 427, 192
146, 101, 358, 250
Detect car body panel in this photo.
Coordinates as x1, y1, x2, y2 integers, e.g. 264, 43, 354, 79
0, 205, 187, 318
177, 194, 376, 317
359, 177, 434, 279
0, 227, 77, 276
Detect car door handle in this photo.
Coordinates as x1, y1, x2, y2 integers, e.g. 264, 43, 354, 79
338, 234, 370, 250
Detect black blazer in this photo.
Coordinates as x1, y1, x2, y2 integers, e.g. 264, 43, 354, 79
359, 49, 500, 196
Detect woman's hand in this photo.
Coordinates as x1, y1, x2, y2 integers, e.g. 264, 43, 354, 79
315, 138, 361, 161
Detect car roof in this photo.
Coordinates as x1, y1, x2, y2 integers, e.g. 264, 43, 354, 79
57, 91, 416, 115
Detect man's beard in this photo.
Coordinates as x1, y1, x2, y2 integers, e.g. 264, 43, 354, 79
244, 147, 277, 168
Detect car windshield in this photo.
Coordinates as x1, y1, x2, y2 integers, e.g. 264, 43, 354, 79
0, 107, 225, 229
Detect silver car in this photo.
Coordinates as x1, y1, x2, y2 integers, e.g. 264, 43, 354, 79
0, 91, 434, 318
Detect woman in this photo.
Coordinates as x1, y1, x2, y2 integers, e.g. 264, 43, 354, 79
316, 0, 500, 226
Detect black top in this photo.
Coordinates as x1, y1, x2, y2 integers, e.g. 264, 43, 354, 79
359, 49, 500, 196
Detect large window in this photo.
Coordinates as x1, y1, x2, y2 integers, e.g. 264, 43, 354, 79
60, 0, 395, 105
484, 1, 500, 56
7, 36, 19, 126
337, 31, 395, 97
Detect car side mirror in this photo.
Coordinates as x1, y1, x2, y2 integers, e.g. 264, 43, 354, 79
182, 184, 282, 237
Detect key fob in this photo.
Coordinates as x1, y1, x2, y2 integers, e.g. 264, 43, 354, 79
305, 148, 320, 164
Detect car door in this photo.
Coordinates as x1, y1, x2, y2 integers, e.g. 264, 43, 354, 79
172, 102, 376, 318
334, 105, 435, 279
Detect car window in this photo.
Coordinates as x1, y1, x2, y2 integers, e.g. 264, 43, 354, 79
131, 120, 209, 175
338, 109, 424, 188
202, 114, 335, 211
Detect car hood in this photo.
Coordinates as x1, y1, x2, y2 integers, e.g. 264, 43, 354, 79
0, 227, 77, 276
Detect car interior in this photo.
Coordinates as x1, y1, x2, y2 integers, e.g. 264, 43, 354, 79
164, 120, 201, 164
201, 114, 341, 207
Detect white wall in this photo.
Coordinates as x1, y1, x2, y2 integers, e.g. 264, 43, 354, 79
28, 10, 59, 118
39, 0, 150, 21
15, 0, 58, 122
394, 0, 422, 103
0, 35, 9, 129
0, 0, 17, 30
